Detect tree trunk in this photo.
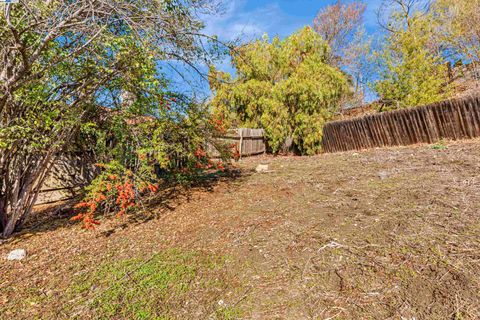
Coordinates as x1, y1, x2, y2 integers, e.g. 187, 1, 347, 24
1, 154, 55, 238
280, 135, 294, 154
2, 210, 20, 238
1, 194, 40, 238
1, 185, 37, 238
0, 195, 7, 234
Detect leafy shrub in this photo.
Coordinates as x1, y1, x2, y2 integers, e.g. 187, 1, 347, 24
72, 101, 232, 229
210, 27, 348, 155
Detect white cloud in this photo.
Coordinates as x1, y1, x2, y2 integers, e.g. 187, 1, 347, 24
203, 0, 304, 42
202, 0, 310, 72
229, 23, 264, 40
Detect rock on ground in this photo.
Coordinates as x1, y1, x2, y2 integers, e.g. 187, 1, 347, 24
7, 249, 26, 261
255, 164, 270, 173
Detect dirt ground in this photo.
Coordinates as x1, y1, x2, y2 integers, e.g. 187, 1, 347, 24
1, 139, 480, 319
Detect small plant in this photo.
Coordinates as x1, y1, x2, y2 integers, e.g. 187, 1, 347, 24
194, 147, 226, 171
216, 305, 243, 320
430, 140, 448, 150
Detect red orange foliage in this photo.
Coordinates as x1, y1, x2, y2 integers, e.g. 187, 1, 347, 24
71, 165, 159, 229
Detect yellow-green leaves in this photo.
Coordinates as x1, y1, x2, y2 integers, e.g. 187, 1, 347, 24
434, 0, 480, 63
210, 27, 347, 155
374, 13, 451, 109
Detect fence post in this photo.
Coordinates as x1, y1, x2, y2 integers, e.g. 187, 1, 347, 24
262, 129, 266, 155
239, 128, 244, 160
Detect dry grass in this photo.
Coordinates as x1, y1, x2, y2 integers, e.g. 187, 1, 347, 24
1, 139, 480, 319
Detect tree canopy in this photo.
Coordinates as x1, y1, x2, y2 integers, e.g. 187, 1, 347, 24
0, 0, 229, 237
210, 27, 348, 155
313, 1, 371, 108
434, 0, 480, 63
373, 1, 451, 108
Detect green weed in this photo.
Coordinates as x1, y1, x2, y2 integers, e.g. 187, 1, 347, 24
430, 140, 448, 150
70, 249, 228, 319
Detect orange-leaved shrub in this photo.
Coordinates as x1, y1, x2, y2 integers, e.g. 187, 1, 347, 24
72, 104, 233, 230
72, 162, 159, 229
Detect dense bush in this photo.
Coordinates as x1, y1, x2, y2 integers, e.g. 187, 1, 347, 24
374, 14, 451, 109
209, 27, 348, 155
73, 99, 232, 229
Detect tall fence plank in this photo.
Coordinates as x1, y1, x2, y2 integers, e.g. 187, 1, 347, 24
322, 94, 480, 153
216, 128, 266, 158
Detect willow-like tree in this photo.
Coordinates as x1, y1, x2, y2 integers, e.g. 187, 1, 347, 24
374, 1, 451, 109
210, 27, 347, 155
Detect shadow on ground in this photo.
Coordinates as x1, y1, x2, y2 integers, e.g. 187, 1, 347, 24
5, 168, 246, 242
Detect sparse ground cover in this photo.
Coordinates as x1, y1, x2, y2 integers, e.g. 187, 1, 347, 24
1, 139, 480, 319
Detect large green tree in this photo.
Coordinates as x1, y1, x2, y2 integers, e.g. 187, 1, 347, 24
374, 2, 451, 108
210, 27, 348, 155
0, 0, 225, 237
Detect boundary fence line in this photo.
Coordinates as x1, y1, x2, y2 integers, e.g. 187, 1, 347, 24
322, 94, 480, 153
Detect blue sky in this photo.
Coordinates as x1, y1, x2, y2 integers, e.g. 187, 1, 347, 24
204, 0, 383, 45
167, 0, 385, 98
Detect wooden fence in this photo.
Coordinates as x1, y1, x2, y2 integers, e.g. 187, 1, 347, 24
36, 155, 97, 205
322, 94, 480, 153
36, 128, 266, 206
224, 128, 266, 158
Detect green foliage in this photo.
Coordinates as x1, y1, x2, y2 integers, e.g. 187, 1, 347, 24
1, 8, 159, 152
210, 27, 348, 155
374, 13, 451, 109
71, 249, 230, 319
430, 140, 448, 150
433, 0, 480, 63
0, 0, 231, 237
74, 99, 232, 228
68, 27, 232, 228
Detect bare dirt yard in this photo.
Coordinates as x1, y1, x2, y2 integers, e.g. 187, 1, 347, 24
1, 139, 480, 319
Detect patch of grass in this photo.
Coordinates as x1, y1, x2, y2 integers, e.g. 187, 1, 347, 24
216, 305, 243, 320
70, 249, 230, 319
430, 140, 448, 150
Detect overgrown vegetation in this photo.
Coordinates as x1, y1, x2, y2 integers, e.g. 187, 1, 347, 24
0, 2, 477, 232
0, 0, 230, 237
73, 101, 232, 229
210, 27, 348, 155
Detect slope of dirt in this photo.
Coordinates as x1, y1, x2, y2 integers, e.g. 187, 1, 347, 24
1, 140, 480, 319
